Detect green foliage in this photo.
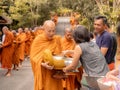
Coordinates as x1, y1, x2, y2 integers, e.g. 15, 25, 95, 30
57, 7, 72, 16
95, 0, 120, 31
0, 0, 119, 31
71, 0, 99, 31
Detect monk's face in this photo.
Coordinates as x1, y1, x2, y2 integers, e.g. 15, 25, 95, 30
18, 28, 23, 33
24, 28, 29, 33
44, 25, 55, 40
65, 32, 73, 40
2, 27, 8, 34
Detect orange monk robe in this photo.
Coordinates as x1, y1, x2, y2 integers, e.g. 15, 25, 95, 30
25, 31, 32, 56
61, 37, 75, 57
53, 15, 58, 25
70, 16, 76, 30
70, 16, 75, 26
1, 31, 14, 69
16, 33, 26, 61
30, 31, 35, 43
61, 37, 83, 90
30, 34, 63, 90
12, 34, 20, 65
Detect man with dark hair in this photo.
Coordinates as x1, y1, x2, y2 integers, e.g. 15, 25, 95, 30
94, 15, 114, 70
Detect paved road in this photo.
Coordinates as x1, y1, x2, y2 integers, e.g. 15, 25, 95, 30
56, 17, 71, 36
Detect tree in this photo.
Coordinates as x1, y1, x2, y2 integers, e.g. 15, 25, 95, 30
95, 0, 120, 31
59, 0, 99, 31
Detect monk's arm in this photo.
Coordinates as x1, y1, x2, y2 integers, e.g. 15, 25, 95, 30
2, 35, 13, 47
17, 35, 26, 43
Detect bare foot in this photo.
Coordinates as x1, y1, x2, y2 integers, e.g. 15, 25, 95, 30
16, 67, 19, 71
19, 64, 22, 68
5, 73, 11, 77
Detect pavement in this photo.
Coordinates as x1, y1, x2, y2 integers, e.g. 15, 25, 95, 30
0, 59, 34, 90
56, 17, 71, 36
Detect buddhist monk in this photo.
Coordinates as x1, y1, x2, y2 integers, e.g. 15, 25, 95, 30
12, 30, 20, 70
30, 20, 63, 90
61, 28, 75, 57
51, 14, 58, 25
15, 28, 26, 67
29, 29, 35, 43
24, 28, 31, 58
0, 26, 14, 76
61, 28, 83, 90
70, 13, 75, 30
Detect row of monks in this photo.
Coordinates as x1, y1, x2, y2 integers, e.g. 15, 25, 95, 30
0, 20, 83, 90
0, 27, 36, 76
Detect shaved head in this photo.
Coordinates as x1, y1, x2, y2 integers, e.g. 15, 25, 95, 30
64, 28, 73, 41
43, 20, 55, 29
2, 26, 9, 34
43, 20, 56, 40
65, 28, 72, 33
18, 28, 23, 33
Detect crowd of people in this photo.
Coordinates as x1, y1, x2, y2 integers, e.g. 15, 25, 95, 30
0, 15, 120, 90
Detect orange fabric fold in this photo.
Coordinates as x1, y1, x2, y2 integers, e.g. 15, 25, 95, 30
30, 34, 63, 90
12, 35, 20, 65
25, 31, 32, 56
1, 31, 14, 69
16, 33, 26, 61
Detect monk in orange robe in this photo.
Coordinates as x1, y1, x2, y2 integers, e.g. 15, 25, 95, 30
30, 20, 63, 90
61, 28, 75, 57
70, 14, 75, 30
12, 30, 20, 70
24, 28, 31, 57
16, 28, 26, 66
51, 14, 58, 25
29, 30, 35, 43
0, 26, 14, 76
61, 28, 83, 90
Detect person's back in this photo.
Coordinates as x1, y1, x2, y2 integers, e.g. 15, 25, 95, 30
80, 41, 109, 76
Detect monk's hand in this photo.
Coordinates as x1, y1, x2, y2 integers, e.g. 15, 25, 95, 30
0, 45, 3, 48
41, 62, 54, 70
63, 67, 68, 73
13, 40, 16, 43
61, 50, 68, 56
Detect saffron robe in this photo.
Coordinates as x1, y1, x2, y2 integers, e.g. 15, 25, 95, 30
61, 37, 83, 90
30, 34, 63, 90
1, 31, 14, 69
